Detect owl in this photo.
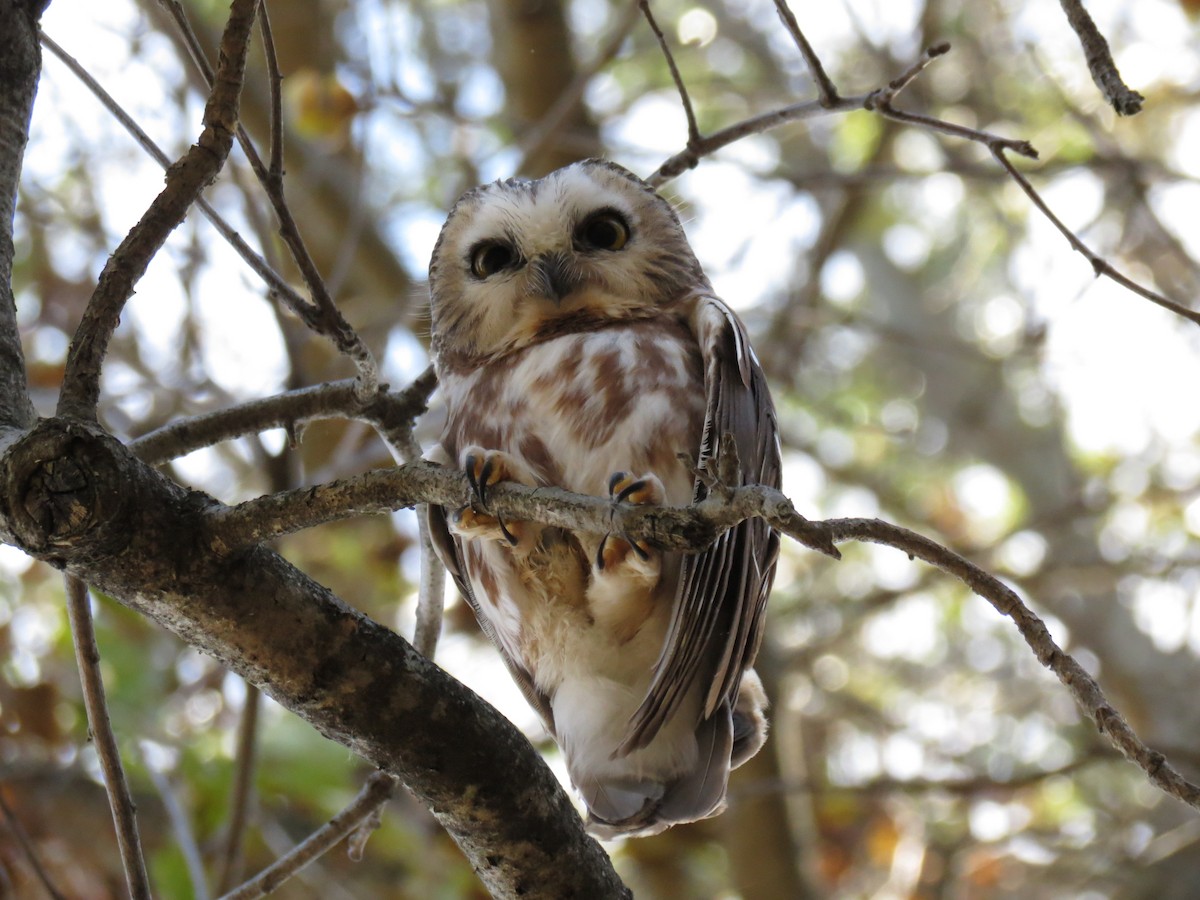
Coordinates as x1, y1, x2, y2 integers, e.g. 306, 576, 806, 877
426, 159, 780, 838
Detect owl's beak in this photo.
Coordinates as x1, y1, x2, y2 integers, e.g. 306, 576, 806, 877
530, 252, 579, 303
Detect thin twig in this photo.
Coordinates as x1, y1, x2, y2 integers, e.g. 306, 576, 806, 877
1056, 0, 1143, 115
647, 37, 1196, 326
821, 518, 1200, 811
217, 686, 261, 894
64, 576, 153, 899
0, 791, 68, 900
773, 0, 839, 105
258, 6, 284, 183
39, 33, 316, 325
156, 0, 380, 401
990, 147, 1200, 326
218, 771, 397, 900
639, 0, 701, 147
647, 93, 868, 186
55, 0, 261, 420
142, 749, 211, 900
130, 369, 436, 465
374, 390, 448, 661
412, 513, 447, 659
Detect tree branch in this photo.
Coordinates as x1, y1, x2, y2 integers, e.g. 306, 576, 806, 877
0, 418, 630, 899
773, 0, 839, 105
0, 0, 41, 429
646, 34, 1198, 325
219, 772, 395, 900
1056, 0, 1143, 115
64, 577, 152, 899
56, 0, 260, 420
216, 686, 260, 894
155, 0, 379, 400
202, 451, 1200, 815
129, 369, 436, 465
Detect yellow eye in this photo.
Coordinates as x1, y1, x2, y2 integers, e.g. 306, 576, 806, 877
469, 241, 519, 279
576, 210, 630, 251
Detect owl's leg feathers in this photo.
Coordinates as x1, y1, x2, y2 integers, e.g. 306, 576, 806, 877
594, 471, 664, 573
452, 447, 540, 547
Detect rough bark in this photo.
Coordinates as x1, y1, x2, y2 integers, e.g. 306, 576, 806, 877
0, 416, 629, 899
0, 0, 41, 429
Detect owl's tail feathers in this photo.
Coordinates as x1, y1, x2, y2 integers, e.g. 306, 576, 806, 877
582, 669, 770, 839
583, 706, 732, 840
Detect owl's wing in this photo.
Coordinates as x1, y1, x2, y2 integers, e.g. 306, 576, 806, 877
424, 455, 557, 733
619, 295, 781, 754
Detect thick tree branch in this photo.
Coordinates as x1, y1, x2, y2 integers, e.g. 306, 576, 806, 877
0, 0, 41, 429
56, 0, 260, 420
0, 418, 629, 899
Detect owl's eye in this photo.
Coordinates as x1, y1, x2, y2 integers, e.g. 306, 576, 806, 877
576, 210, 630, 252
469, 241, 519, 279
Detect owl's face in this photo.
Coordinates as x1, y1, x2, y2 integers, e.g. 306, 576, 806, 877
429, 159, 708, 366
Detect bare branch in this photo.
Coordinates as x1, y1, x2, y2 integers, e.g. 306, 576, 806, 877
206, 460, 1200, 814
639, 0, 701, 149
0, 2, 41, 429
129, 369, 436, 465
649, 40, 1197, 326
219, 772, 396, 900
56, 0, 261, 420
216, 686, 261, 894
143, 751, 211, 900
990, 147, 1200, 326
258, 5, 284, 183
821, 518, 1200, 812
64, 577, 152, 899
412, 511, 447, 659
155, 0, 380, 401
773, 0, 839, 105
39, 33, 320, 333
647, 94, 867, 186
1056, 0, 1143, 115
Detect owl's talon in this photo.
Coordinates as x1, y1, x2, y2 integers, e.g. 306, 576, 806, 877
451, 506, 525, 545
595, 470, 664, 573
497, 514, 519, 546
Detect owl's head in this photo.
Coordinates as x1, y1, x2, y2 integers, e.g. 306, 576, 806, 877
428, 159, 708, 367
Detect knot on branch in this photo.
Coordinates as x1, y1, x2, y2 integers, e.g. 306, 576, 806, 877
4, 419, 133, 562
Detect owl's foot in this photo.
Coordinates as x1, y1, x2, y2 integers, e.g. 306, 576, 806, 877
595, 472, 663, 572
451, 448, 536, 546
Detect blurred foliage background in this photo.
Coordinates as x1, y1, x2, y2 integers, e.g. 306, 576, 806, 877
5, 0, 1200, 897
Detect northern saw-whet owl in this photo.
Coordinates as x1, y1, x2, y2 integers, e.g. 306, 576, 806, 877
426, 159, 780, 838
